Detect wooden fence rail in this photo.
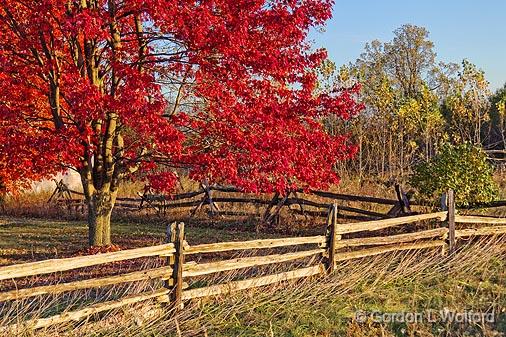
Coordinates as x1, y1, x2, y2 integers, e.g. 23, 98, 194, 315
50, 181, 421, 222
0, 267, 170, 302
184, 235, 326, 255
455, 215, 506, 224
0, 243, 175, 281
50, 180, 506, 226
334, 228, 448, 249
334, 211, 448, 235
2, 189, 506, 331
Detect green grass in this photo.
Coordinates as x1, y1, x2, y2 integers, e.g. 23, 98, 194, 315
0, 216, 276, 265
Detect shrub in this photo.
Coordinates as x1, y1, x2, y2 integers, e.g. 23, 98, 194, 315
410, 143, 498, 206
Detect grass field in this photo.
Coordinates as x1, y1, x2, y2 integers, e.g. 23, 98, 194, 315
179, 241, 505, 337
0, 215, 505, 337
4, 237, 503, 337
0, 216, 279, 266
1, 180, 505, 337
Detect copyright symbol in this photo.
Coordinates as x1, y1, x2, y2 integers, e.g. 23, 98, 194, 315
355, 310, 368, 323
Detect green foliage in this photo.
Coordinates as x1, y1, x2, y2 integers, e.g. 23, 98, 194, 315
488, 83, 506, 145
410, 143, 498, 206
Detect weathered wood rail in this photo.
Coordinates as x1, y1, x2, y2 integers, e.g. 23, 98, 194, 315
51, 182, 419, 223
2, 190, 506, 331
50, 180, 506, 228
0, 244, 175, 281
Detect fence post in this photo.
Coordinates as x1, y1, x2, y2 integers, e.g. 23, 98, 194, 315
441, 189, 456, 255
169, 222, 185, 310
394, 184, 412, 215
165, 222, 177, 282
325, 203, 338, 274
447, 189, 456, 254
164, 222, 176, 304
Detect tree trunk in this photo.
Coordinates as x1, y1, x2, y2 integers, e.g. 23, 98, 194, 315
87, 190, 117, 246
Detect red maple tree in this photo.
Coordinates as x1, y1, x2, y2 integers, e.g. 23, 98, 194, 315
0, 0, 362, 246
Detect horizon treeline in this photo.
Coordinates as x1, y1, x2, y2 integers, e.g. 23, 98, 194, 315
319, 24, 506, 181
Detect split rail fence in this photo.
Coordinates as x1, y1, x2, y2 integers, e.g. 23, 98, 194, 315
2, 190, 506, 331
51, 180, 419, 223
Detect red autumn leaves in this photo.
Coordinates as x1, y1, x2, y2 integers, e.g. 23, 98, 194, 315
0, 0, 363, 194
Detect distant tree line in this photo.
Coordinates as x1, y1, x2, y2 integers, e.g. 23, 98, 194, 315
318, 24, 506, 181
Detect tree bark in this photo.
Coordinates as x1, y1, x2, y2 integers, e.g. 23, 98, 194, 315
86, 190, 117, 246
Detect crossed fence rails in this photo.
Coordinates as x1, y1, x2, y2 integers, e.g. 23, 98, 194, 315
1, 190, 506, 331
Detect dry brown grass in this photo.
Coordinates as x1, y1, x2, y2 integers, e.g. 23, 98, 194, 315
1, 176, 505, 336
1, 176, 424, 235
1, 236, 504, 337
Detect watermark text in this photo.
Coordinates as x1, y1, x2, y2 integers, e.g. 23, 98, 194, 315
355, 309, 495, 324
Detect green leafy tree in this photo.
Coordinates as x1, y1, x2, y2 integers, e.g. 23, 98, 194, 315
410, 143, 498, 206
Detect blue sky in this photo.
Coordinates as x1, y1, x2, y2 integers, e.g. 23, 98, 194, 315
311, 0, 506, 91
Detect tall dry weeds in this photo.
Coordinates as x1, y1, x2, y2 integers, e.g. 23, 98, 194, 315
2, 236, 504, 337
